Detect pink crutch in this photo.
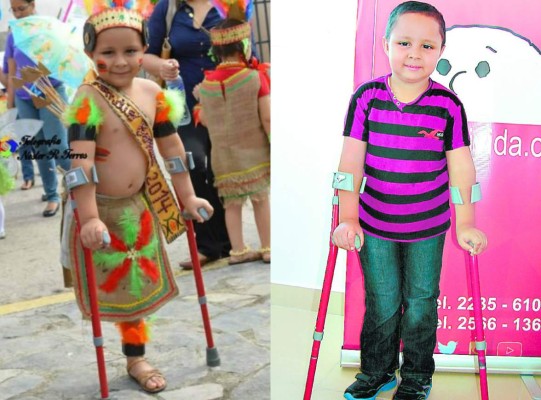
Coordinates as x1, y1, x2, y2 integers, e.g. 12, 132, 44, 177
67, 190, 110, 399
466, 245, 489, 400
303, 187, 340, 400
304, 171, 361, 399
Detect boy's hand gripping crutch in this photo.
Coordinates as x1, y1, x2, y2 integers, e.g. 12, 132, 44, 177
65, 171, 110, 400
174, 152, 220, 367
467, 243, 489, 400
304, 172, 361, 400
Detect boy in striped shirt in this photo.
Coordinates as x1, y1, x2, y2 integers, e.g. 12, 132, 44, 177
333, 2, 488, 399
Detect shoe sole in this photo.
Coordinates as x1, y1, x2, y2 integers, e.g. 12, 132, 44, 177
393, 384, 432, 400
343, 378, 397, 400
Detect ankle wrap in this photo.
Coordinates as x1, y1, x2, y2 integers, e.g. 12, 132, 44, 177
122, 343, 145, 357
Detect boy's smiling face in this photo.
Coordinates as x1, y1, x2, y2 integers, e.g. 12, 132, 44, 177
383, 13, 444, 86
88, 27, 146, 90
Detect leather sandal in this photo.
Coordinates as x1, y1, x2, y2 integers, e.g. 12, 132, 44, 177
127, 357, 167, 394
228, 246, 262, 265
260, 247, 271, 263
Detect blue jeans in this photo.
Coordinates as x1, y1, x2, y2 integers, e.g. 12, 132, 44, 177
359, 233, 446, 380
18, 141, 35, 182
15, 85, 71, 203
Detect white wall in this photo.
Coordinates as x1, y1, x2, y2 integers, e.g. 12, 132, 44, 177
271, 1, 359, 291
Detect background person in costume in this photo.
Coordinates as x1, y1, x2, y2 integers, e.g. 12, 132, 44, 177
197, 10, 270, 264
64, 0, 213, 393
332, 2, 487, 399
4, 0, 71, 217
142, 0, 232, 269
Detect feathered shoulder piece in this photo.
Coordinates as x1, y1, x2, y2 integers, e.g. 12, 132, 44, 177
76, 0, 155, 52
64, 95, 105, 128
155, 90, 185, 128
209, 0, 254, 45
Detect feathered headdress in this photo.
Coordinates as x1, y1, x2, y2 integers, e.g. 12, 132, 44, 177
210, 0, 254, 45
76, 0, 154, 51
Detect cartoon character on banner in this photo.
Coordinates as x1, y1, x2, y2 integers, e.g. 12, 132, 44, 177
431, 25, 541, 181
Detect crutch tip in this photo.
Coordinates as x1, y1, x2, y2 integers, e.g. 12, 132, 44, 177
206, 347, 221, 367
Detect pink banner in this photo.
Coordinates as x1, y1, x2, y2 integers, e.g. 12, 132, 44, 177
345, 0, 541, 359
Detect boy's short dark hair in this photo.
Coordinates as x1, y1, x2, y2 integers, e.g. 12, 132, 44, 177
385, 1, 446, 46
210, 19, 248, 62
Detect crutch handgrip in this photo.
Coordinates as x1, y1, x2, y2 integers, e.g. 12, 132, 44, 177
182, 207, 210, 221
102, 230, 111, 245
354, 235, 361, 250
330, 235, 362, 250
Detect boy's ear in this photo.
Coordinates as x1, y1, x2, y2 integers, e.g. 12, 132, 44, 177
439, 44, 446, 57
382, 37, 390, 56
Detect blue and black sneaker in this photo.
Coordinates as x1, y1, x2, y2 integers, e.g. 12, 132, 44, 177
344, 372, 397, 400
393, 377, 432, 400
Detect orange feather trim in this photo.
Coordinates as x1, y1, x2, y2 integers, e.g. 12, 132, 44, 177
117, 320, 148, 345
193, 104, 202, 127
155, 92, 171, 124
75, 98, 91, 124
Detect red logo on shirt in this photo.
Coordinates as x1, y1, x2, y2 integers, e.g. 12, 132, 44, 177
418, 129, 443, 140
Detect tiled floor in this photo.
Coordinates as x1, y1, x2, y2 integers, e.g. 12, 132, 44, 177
271, 297, 541, 400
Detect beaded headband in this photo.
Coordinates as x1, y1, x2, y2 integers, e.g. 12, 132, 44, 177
77, 0, 153, 52
209, 0, 253, 45
210, 22, 251, 45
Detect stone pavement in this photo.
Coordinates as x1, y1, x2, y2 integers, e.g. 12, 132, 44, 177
0, 169, 270, 400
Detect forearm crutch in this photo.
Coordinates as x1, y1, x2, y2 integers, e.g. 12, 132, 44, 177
171, 152, 220, 367
304, 172, 360, 399
466, 245, 489, 400
66, 188, 110, 399
178, 204, 220, 367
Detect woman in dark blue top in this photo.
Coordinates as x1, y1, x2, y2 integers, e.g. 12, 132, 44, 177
143, 0, 231, 267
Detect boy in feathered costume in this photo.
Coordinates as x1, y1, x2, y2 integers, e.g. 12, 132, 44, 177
62, 0, 213, 393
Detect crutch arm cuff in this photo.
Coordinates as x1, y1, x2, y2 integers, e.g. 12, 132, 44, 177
164, 153, 195, 174
471, 182, 482, 203
333, 172, 354, 191
164, 156, 188, 174
333, 172, 367, 192
65, 166, 99, 190
450, 183, 482, 205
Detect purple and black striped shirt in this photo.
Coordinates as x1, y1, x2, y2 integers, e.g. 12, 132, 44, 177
343, 74, 470, 242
